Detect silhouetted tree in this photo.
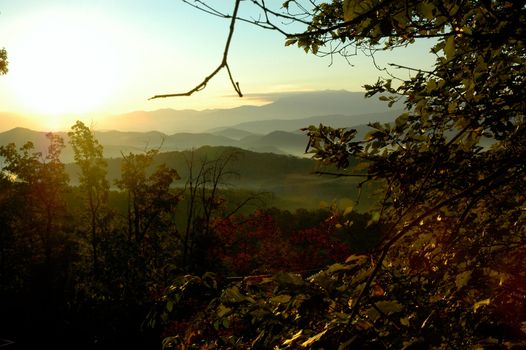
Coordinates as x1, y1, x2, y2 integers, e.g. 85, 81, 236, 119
68, 121, 109, 275
0, 133, 69, 262
116, 149, 180, 245
0, 47, 7, 75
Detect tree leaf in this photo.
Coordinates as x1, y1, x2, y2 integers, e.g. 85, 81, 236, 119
223, 286, 248, 303
444, 36, 455, 60
283, 329, 303, 346
270, 294, 292, 304
301, 329, 327, 347
473, 298, 490, 313
418, 2, 435, 20
166, 300, 174, 312
375, 300, 403, 314
455, 270, 472, 290
217, 304, 231, 317
345, 254, 368, 264
285, 38, 297, 47
342, 0, 357, 22
327, 263, 353, 274
275, 272, 304, 287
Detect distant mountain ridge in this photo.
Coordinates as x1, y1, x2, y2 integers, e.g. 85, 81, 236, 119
226, 110, 398, 134
0, 120, 388, 162
1, 90, 401, 134
101, 90, 400, 133
0, 127, 306, 161
0, 90, 402, 161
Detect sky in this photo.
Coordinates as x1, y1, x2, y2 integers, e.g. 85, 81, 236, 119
0, 0, 435, 130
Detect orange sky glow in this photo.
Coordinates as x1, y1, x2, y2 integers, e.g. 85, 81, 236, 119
0, 1, 435, 131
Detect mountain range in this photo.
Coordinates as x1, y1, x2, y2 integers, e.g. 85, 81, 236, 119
1, 90, 401, 133
99, 90, 400, 133
0, 90, 401, 161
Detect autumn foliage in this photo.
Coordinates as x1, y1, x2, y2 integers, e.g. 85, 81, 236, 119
209, 210, 351, 275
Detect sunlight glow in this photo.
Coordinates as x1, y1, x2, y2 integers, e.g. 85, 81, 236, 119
7, 10, 124, 126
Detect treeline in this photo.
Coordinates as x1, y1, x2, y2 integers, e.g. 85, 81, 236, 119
68, 145, 378, 211
0, 121, 378, 349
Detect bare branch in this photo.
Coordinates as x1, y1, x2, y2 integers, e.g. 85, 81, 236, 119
182, 0, 227, 18
313, 171, 370, 177
149, 0, 243, 100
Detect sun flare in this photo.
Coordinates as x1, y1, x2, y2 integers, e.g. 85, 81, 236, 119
8, 10, 123, 127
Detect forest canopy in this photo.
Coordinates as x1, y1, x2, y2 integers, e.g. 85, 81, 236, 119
151, 0, 525, 348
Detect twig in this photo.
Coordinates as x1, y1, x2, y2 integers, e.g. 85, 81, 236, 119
149, 0, 243, 99
313, 171, 370, 177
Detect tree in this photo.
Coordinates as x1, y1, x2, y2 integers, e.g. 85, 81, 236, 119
0, 47, 7, 75
181, 149, 239, 272
116, 149, 180, 245
154, 1, 525, 348
0, 133, 69, 262
115, 149, 181, 286
68, 121, 109, 275
297, 3, 526, 340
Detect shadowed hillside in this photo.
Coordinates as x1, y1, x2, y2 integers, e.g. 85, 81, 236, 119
64, 146, 378, 211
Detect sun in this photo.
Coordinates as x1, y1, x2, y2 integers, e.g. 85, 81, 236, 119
8, 10, 123, 128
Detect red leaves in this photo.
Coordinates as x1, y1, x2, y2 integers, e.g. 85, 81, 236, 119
209, 210, 350, 275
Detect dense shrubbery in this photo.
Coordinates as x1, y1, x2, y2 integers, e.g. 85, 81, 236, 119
0, 127, 372, 348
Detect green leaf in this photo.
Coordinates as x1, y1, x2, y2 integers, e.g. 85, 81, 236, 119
447, 101, 458, 113
426, 79, 437, 92
270, 294, 292, 304
327, 263, 353, 274
285, 38, 297, 47
367, 211, 381, 227
455, 270, 472, 290
222, 318, 230, 328
217, 304, 231, 317
418, 2, 435, 20
444, 36, 455, 60
343, 205, 353, 216
395, 113, 409, 128
343, 0, 373, 22
342, 0, 357, 22
375, 300, 403, 314
166, 300, 174, 312
223, 286, 248, 303
275, 272, 304, 287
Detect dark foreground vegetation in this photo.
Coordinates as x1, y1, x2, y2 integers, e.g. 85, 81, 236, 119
0, 124, 381, 349
145, 0, 523, 347
1, 0, 526, 349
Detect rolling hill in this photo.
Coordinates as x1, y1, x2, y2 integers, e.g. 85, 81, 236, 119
0, 127, 301, 162
64, 146, 377, 211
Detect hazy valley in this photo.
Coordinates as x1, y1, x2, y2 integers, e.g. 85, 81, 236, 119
0, 90, 394, 211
